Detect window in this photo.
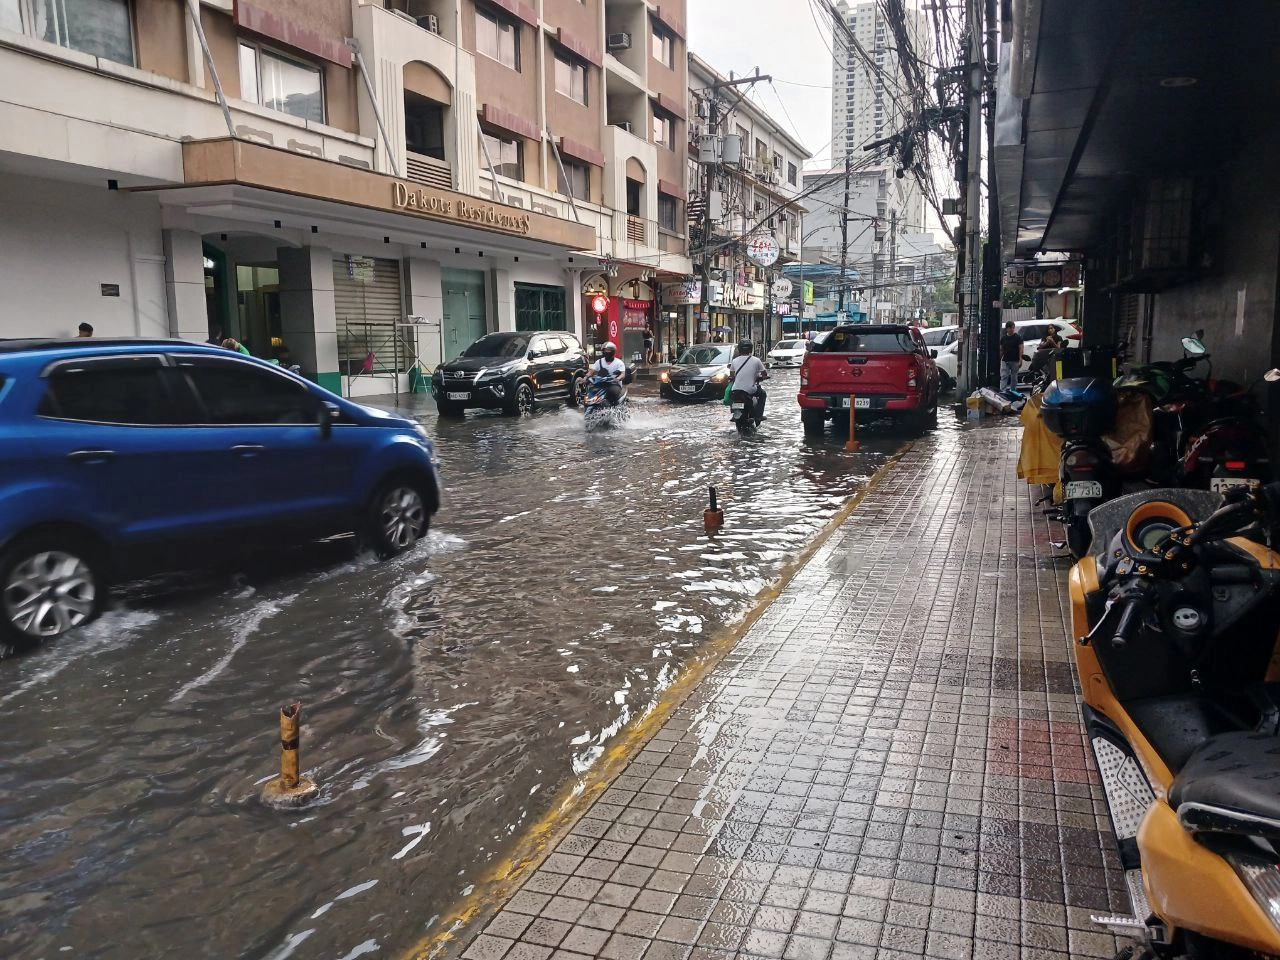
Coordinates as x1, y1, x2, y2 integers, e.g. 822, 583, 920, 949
652, 110, 673, 150
404, 92, 445, 160
480, 130, 523, 180
554, 53, 587, 105
7, 0, 134, 65
177, 356, 319, 425
650, 24, 672, 68
475, 5, 519, 70
514, 284, 566, 332
239, 43, 324, 122
557, 159, 590, 201
754, 138, 768, 161
463, 333, 529, 359
812, 329, 916, 353
787, 162, 798, 186
658, 194, 678, 232
38, 356, 179, 425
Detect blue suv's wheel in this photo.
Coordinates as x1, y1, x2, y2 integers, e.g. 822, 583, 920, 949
0, 533, 106, 648
366, 478, 431, 557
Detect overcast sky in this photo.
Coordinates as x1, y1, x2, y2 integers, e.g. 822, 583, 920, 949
687, 0, 836, 168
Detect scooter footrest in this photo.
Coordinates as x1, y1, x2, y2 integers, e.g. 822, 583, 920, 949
1090, 914, 1145, 932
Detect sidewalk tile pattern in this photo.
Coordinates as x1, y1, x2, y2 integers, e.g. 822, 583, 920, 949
459, 422, 1126, 960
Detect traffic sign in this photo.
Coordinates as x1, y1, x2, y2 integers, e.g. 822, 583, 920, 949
591, 295, 609, 314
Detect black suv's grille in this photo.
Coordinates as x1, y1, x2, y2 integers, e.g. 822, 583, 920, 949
448, 370, 472, 380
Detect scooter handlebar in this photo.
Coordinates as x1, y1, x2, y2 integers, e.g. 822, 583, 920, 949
1111, 597, 1143, 649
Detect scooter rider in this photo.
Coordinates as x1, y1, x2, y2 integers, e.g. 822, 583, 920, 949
730, 340, 769, 421
591, 342, 626, 406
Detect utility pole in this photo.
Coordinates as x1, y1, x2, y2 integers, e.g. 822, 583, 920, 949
837, 154, 852, 316
959, 0, 984, 393
889, 209, 898, 320
980, 0, 1001, 385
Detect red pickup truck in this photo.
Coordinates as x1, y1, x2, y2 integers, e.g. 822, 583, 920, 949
797, 324, 941, 435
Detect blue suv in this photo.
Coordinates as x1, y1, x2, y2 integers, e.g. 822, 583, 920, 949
0, 339, 440, 647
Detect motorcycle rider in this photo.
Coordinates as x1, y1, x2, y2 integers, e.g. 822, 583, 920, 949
590, 342, 626, 406
730, 340, 769, 421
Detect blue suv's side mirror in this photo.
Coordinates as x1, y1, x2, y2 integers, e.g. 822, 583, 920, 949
319, 402, 338, 440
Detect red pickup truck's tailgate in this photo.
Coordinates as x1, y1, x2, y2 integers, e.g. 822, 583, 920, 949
806, 352, 912, 394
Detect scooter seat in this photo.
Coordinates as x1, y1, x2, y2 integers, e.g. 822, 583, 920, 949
1169, 731, 1280, 833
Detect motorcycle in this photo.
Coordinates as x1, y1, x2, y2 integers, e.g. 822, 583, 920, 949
1118, 336, 1274, 492
580, 374, 629, 430
728, 388, 763, 436
1069, 482, 1280, 958
1041, 375, 1120, 558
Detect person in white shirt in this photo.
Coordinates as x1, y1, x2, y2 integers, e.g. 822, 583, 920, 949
729, 340, 769, 420
591, 342, 627, 405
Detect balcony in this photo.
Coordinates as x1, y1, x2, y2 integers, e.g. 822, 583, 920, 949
405, 151, 452, 189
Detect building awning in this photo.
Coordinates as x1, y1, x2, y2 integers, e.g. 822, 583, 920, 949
997, 0, 1280, 260
138, 138, 595, 254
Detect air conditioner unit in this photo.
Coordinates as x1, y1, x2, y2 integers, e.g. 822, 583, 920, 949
607, 32, 631, 50
417, 14, 440, 33
616, 121, 633, 133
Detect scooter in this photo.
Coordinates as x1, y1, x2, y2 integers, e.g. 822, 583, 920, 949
1069, 483, 1280, 958
580, 374, 629, 430
1041, 376, 1120, 558
728, 388, 763, 436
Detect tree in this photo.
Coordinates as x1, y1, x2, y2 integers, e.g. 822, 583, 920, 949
1002, 286, 1034, 309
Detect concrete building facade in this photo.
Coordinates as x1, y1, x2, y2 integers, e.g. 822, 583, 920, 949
0, 0, 690, 396
686, 53, 809, 349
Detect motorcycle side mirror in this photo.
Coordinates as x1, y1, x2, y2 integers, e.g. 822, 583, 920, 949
1181, 336, 1208, 357
1264, 368, 1280, 383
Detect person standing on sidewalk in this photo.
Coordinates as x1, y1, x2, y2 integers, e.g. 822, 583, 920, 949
999, 321, 1024, 392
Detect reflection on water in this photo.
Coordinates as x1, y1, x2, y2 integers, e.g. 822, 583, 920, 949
0, 377, 905, 959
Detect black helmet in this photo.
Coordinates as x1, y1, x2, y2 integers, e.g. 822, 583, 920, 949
737, 340, 754, 355
601, 342, 617, 355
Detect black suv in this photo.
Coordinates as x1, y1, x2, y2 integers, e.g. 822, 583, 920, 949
432, 331, 588, 416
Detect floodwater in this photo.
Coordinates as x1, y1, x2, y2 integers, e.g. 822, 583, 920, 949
0, 373, 904, 960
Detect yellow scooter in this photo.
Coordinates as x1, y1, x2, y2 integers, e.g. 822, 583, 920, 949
1070, 483, 1280, 958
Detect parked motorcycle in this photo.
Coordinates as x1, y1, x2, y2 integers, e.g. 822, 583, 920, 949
1117, 336, 1274, 492
1069, 482, 1280, 958
581, 374, 629, 430
1041, 376, 1120, 557
728, 388, 763, 436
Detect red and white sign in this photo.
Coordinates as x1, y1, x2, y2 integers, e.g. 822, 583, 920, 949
745, 234, 780, 267
591, 294, 610, 314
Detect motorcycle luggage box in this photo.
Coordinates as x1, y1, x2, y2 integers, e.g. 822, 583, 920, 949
1042, 377, 1117, 439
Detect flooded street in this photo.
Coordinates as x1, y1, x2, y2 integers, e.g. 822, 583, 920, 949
0, 373, 904, 960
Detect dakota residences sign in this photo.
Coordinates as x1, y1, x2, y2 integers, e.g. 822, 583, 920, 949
392, 182, 532, 235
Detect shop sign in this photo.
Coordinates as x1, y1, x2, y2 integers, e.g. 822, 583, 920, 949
745, 234, 780, 267
622, 298, 651, 329
391, 182, 532, 235
771, 277, 793, 298
591, 294, 610, 314
1004, 260, 1081, 290
661, 280, 702, 304
346, 255, 375, 283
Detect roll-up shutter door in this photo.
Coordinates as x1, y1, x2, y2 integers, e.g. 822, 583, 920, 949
334, 256, 406, 373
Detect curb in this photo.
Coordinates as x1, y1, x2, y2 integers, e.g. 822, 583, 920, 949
403, 440, 914, 960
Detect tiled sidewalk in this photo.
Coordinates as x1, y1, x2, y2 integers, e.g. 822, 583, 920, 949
457, 420, 1126, 960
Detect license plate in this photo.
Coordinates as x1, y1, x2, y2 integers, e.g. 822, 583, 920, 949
1211, 476, 1260, 493
730, 403, 745, 410
854, 397, 871, 409
1064, 480, 1103, 499
446, 392, 470, 401
677, 385, 697, 394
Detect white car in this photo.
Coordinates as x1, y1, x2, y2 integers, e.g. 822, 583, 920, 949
767, 338, 808, 367
921, 325, 960, 390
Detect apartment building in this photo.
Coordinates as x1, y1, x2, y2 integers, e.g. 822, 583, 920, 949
0, 0, 690, 396
686, 53, 809, 350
